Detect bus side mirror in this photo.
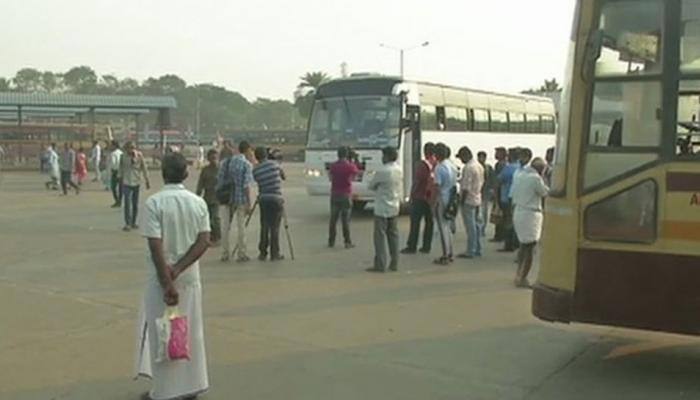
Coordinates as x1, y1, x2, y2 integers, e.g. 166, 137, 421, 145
582, 30, 604, 82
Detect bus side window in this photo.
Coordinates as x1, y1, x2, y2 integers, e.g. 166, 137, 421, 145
445, 107, 468, 131
526, 114, 542, 133
436, 106, 446, 131
420, 106, 437, 131
472, 109, 490, 131
490, 110, 508, 133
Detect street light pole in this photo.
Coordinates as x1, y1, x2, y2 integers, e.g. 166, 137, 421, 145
380, 41, 429, 79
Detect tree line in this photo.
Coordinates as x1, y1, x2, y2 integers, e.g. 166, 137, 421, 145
0, 66, 332, 134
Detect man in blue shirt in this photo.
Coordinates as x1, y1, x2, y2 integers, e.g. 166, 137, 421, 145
218, 141, 254, 262
433, 143, 457, 265
497, 148, 521, 252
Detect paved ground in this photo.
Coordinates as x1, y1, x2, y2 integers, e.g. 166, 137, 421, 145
2, 164, 700, 400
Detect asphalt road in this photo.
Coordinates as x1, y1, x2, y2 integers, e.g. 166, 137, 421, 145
2, 164, 700, 400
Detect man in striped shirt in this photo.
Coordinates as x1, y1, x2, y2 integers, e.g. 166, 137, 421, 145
252, 147, 287, 261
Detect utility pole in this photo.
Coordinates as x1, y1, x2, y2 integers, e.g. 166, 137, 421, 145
379, 41, 430, 79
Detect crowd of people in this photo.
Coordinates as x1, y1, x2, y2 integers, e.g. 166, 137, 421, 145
324, 142, 554, 288
34, 136, 553, 400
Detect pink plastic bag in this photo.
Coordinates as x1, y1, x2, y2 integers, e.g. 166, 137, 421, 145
167, 313, 190, 361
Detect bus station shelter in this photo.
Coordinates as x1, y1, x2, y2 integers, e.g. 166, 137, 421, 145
0, 92, 177, 143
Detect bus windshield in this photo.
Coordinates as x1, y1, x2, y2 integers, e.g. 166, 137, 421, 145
307, 96, 401, 149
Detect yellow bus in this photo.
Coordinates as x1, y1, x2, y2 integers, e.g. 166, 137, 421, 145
533, 0, 700, 335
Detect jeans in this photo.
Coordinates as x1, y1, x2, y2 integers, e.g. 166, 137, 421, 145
60, 170, 79, 195
435, 202, 453, 259
329, 195, 352, 246
207, 202, 221, 242
259, 197, 284, 258
405, 199, 433, 252
221, 204, 248, 259
374, 216, 399, 270
480, 198, 490, 236
461, 203, 482, 256
122, 185, 140, 227
110, 170, 122, 204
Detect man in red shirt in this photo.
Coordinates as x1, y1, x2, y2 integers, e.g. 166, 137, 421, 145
328, 146, 360, 248
401, 142, 436, 254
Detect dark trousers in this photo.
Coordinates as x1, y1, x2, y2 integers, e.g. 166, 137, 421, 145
259, 197, 284, 257
207, 202, 221, 242
374, 216, 399, 271
405, 199, 433, 252
501, 200, 519, 251
60, 170, 79, 195
329, 195, 352, 246
123, 184, 140, 227
110, 170, 122, 204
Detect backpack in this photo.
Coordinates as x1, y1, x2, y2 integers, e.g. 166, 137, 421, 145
216, 158, 235, 205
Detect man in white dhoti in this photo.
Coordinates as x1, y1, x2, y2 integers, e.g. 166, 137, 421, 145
135, 152, 211, 400
510, 157, 549, 288
44, 143, 60, 191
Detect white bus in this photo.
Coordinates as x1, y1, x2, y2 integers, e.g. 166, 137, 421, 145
304, 75, 557, 209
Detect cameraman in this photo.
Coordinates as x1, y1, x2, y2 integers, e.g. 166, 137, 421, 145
252, 146, 287, 261
328, 146, 359, 248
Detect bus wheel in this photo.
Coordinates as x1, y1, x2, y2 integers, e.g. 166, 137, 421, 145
352, 200, 367, 212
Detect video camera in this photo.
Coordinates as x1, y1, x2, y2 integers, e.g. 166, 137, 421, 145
267, 147, 283, 162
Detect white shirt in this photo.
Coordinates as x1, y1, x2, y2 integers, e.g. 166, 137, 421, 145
90, 144, 101, 163
110, 148, 123, 171
143, 184, 211, 285
511, 167, 549, 212
369, 161, 403, 218
459, 159, 484, 207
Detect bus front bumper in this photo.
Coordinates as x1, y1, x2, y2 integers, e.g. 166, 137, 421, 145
531, 283, 572, 324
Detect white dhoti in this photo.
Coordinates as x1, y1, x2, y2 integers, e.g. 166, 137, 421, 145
513, 207, 543, 244
135, 277, 208, 400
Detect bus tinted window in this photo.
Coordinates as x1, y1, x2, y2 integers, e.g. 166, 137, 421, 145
510, 113, 525, 133
421, 106, 437, 130
472, 109, 489, 131
584, 180, 657, 243
445, 107, 468, 131
490, 111, 508, 132
542, 115, 556, 134
681, 0, 700, 73
526, 115, 542, 133
588, 81, 662, 147
677, 80, 700, 156
595, 1, 663, 77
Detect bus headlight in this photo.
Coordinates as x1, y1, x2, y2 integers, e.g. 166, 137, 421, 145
306, 168, 322, 178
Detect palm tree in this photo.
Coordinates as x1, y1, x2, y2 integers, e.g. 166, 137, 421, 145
539, 79, 561, 93
297, 71, 330, 91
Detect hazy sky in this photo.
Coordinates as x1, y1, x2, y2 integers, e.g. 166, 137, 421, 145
3, 0, 576, 101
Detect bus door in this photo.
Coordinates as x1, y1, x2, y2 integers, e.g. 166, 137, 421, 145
402, 104, 421, 203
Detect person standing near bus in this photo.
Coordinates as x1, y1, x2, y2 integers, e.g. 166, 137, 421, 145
90, 140, 102, 182
328, 146, 360, 249
491, 147, 508, 242
433, 143, 457, 265
109, 141, 123, 208
511, 157, 549, 288
457, 146, 484, 259
59, 142, 80, 196
543, 147, 555, 187
477, 151, 495, 237
366, 146, 402, 273
402, 142, 436, 255
119, 141, 150, 231
497, 148, 521, 252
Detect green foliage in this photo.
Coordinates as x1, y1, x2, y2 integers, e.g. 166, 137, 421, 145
522, 78, 563, 95
0, 66, 323, 133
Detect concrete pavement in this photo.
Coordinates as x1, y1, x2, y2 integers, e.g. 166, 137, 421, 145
2, 165, 700, 400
